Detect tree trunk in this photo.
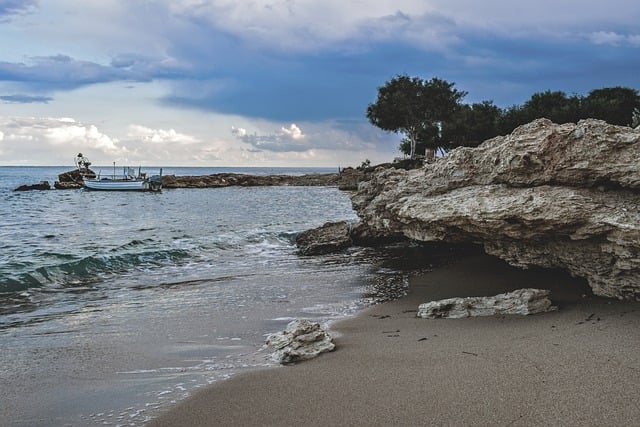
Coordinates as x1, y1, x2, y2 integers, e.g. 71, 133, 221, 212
425, 147, 435, 161
409, 129, 418, 160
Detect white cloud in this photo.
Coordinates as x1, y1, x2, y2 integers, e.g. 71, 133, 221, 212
230, 120, 397, 159
280, 124, 304, 140
231, 123, 308, 152
231, 126, 246, 137
127, 124, 198, 144
0, 116, 126, 164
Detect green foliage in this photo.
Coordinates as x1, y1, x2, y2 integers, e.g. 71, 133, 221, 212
367, 75, 640, 155
442, 101, 502, 148
448, 87, 640, 149
582, 87, 640, 126
366, 75, 466, 158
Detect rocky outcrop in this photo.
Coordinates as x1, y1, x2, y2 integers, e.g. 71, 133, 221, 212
351, 119, 640, 300
295, 221, 353, 255
44, 167, 365, 190
161, 170, 364, 189
54, 168, 95, 189
265, 319, 335, 364
417, 288, 557, 319
14, 181, 51, 191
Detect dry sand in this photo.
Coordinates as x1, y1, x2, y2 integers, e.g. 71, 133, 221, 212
149, 254, 640, 426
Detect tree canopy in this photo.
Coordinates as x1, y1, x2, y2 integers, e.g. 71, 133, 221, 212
367, 76, 640, 157
366, 75, 466, 159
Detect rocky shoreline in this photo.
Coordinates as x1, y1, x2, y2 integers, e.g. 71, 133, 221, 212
160, 171, 356, 189
298, 119, 640, 302
15, 167, 367, 191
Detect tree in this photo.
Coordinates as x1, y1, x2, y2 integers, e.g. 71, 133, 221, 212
398, 124, 440, 157
583, 87, 640, 126
443, 101, 502, 148
366, 75, 466, 159
522, 90, 582, 124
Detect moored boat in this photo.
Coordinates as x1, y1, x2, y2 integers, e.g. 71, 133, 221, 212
75, 154, 162, 192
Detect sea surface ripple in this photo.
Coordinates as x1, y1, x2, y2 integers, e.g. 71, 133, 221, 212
0, 166, 409, 426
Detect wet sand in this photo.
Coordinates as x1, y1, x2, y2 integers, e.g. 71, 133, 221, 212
149, 254, 640, 426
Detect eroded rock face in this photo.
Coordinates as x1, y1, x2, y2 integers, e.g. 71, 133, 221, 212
265, 319, 335, 364
351, 119, 640, 300
417, 288, 557, 319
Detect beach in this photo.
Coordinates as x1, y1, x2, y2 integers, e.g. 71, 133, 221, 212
1, 168, 386, 426
149, 253, 640, 426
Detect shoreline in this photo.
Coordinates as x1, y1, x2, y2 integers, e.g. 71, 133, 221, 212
149, 253, 640, 426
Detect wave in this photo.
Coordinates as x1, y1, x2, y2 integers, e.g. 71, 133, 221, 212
0, 248, 192, 293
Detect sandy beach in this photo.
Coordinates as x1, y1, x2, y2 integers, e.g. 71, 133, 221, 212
149, 253, 640, 426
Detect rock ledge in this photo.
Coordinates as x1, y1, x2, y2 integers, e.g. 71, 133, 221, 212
351, 119, 640, 300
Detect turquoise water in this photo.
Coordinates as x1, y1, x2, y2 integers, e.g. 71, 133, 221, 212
0, 166, 403, 426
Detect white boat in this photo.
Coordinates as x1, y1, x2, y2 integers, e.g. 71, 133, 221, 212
75, 154, 162, 192
83, 175, 162, 191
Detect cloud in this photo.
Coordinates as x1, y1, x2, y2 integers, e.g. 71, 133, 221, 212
232, 123, 309, 152
169, 1, 461, 53
587, 31, 640, 46
0, 0, 37, 21
1, 0, 638, 122
0, 94, 52, 103
168, 0, 640, 52
231, 126, 246, 137
0, 52, 185, 91
279, 124, 304, 140
127, 124, 198, 144
230, 120, 397, 156
0, 116, 126, 164
1, 0, 640, 168
0, 55, 128, 89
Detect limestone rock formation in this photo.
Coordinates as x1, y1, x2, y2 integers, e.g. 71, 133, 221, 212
417, 288, 557, 319
295, 221, 353, 255
351, 119, 640, 300
265, 319, 335, 364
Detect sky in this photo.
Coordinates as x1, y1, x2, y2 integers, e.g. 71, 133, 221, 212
1, 1, 639, 167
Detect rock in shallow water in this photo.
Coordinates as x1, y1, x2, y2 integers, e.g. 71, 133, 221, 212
14, 181, 51, 191
417, 288, 557, 319
295, 221, 353, 255
351, 119, 640, 300
266, 319, 335, 364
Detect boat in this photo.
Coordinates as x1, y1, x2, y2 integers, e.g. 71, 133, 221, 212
75, 153, 162, 192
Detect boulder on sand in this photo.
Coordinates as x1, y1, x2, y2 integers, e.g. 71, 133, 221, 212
417, 288, 557, 319
265, 319, 335, 364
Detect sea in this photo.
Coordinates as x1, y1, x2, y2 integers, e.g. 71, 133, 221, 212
0, 166, 418, 426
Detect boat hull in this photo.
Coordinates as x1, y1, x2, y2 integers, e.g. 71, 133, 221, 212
83, 179, 151, 191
